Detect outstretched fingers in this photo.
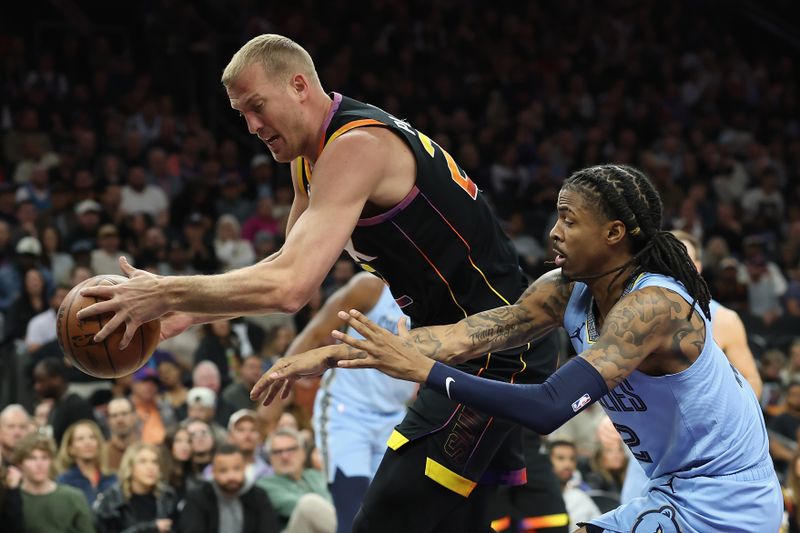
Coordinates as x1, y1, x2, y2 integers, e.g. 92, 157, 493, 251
92, 312, 127, 344
330, 329, 373, 352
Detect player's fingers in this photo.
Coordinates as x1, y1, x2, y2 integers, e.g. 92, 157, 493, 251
338, 312, 377, 340
118, 321, 140, 350
93, 313, 126, 343
251, 368, 280, 400
397, 316, 409, 337
347, 308, 381, 333
279, 378, 295, 400
261, 381, 282, 405
76, 298, 117, 322
78, 285, 115, 303
119, 256, 139, 278
331, 330, 373, 351
337, 356, 378, 369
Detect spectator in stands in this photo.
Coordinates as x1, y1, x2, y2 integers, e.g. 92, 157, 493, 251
214, 214, 255, 271
784, 448, 800, 533
155, 351, 188, 422
713, 258, 749, 314
5, 266, 47, 342
549, 440, 601, 532
769, 382, 800, 476
586, 439, 628, 495
180, 443, 279, 533
55, 420, 117, 506
183, 419, 216, 493
33, 358, 95, 445
102, 398, 140, 473
0, 460, 22, 533
222, 355, 264, 412
215, 174, 253, 223
162, 427, 192, 502
91, 224, 133, 276
120, 166, 169, 219
0, 405, 32, 466
221, 410, 271, 484
24, 283, 68, 353
182, 212, 219, 274
130, 367, 175, 446
241, 195, 280, 244
782, 340, 800, 387
0, 236, 53, 313
257, 428, 335, 532
186, 387, 227, 443
67, 199, 103, 249
40, 225, 74, 285
93, 443, 178, 533
195, 320, 242, 389
15, 432, 94, 533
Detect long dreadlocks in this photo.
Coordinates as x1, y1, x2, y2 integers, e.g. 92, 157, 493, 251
562, 164, 712, 320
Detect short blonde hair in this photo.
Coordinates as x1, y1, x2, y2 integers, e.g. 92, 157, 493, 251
221, 34, 318, 88
55, 419, 108, 474
118, 443, 164, 500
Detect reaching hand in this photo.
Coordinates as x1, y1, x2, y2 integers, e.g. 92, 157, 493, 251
250, 346, 345, 405
76, 257, 169, 349
333, 310, 434, 383
4, 465, 21, 489
159, 312, 196, 341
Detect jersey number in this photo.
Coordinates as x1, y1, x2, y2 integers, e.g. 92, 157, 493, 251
614, 423, 653, 463
415, 129, 478, 200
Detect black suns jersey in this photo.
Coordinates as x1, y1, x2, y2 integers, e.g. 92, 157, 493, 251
295, 94, 556, 384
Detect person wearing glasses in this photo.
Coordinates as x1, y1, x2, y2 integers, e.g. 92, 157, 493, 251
257, 428, 335, 533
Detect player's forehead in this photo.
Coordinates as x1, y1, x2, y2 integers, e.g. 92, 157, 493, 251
556, 188, 590, 216
227, 64, 277, 108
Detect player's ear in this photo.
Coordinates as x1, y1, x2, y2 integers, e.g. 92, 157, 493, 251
606, 220, 626, 246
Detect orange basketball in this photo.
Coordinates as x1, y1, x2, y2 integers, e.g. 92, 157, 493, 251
57, 274, 161, 379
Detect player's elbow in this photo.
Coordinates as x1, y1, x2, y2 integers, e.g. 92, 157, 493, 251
276, 284, 313, 314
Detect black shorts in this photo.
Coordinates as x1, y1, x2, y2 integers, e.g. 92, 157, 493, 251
388, 386, 527, 496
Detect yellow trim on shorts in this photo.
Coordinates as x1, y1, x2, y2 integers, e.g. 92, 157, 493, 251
386, 429, 409, 450
490, 516, 511, 531
424, 457, 477, 497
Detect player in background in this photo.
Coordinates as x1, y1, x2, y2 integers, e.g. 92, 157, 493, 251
285, 272, 416, 533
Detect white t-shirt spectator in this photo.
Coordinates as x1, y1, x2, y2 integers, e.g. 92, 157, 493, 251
120, 185, 168, 218
25, 308, 57, 352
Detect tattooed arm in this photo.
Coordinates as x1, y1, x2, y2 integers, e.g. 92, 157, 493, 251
335, 269, 574, 369
582, 286, 704, 388
333, 286, 705, 435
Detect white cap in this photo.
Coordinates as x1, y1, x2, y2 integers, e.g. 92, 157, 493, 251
16, 236, 42, 256
187, 387, 216, 409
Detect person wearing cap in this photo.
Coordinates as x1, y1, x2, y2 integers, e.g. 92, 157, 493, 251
91, 224, 133, 275
130, 367, 175, 446
202, 409, 272, 486
67, 199, 103, 250
187, 387, 227, 444
0, 235, 54, 312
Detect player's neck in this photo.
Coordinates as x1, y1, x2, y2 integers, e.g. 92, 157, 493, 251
587, 265, 638, 320
304, 91, 335, 165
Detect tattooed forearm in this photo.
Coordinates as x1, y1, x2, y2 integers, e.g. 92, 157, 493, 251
583, 287, 705, 389
409, 329, 443, 360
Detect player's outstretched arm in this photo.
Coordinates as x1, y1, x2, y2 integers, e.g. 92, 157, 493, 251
336, 286, 691, 434
75, 130, 386, 349
714, 306, 762, 398
337, 269, 573, 367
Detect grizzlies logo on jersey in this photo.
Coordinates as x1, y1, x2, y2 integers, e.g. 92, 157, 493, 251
632, 506, 682, 533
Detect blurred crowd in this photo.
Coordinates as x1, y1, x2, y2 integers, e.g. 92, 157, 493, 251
1, 0, 800, 532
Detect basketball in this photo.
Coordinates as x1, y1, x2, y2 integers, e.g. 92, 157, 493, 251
57, 274, 161, 379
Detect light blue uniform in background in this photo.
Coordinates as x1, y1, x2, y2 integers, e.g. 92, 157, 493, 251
564, 273, 781, 532
313, 285, 417, 482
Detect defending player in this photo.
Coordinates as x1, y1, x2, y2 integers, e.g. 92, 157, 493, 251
77, 34, 567, 532
286, 272, 416, 533
619, 229, 763, 504
304, 165, 782, 532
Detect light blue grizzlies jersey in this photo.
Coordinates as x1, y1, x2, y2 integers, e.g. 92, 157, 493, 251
319, 285, 417, 414
563, 272, 770, 481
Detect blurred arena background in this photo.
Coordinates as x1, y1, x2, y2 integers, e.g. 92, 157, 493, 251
1, 1, 799, 531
